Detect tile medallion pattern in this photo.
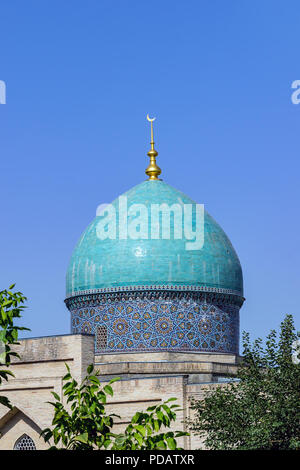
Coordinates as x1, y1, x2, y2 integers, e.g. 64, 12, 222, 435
66, 290, 242, 355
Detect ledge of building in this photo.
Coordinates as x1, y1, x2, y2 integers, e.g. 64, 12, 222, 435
95, 351, 239, 364
94, 359, 238, 377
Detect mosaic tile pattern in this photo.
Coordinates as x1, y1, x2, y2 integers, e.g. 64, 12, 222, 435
66, 291, 241, 354
65, 284, 242, 299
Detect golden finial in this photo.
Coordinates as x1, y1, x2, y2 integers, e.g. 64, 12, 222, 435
145, 114, 161, 180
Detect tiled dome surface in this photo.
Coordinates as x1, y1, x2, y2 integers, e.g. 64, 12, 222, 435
66, 180, 243, 298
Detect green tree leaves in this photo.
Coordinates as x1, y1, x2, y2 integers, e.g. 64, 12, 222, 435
0, 285, 29, 409
41, 364, 188, 450
110, 396, 187, 450
188, 314, 300, 450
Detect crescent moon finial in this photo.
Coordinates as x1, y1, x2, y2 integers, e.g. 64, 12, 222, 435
145, 114, 161, 181
147, 114, 156, 122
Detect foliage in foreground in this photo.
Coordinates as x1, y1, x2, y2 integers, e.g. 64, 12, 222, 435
188, 314, 300, 450
0, 285, 29, 409
41, 364, 188, 450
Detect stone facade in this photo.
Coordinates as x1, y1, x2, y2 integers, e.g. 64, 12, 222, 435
0, 333, 238, 450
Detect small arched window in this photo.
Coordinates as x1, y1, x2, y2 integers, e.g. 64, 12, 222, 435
14, 434, 36, 450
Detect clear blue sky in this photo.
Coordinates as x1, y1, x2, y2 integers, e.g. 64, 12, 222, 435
0, 0, 299, 346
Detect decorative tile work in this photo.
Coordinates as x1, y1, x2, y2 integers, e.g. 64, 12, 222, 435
66, 289, 244, 307
65, 284, 243, 299
66, 290, 240, 355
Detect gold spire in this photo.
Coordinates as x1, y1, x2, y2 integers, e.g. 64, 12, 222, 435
145, 114, 161, 180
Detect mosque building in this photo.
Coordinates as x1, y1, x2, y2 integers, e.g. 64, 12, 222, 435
0, 118, 244, 450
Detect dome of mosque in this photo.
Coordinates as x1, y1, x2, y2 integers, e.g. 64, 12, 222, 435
65, 117, 244, 356
66, 179, 243, 299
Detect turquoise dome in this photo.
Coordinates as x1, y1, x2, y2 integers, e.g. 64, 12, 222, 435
66, 180, 243, 299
